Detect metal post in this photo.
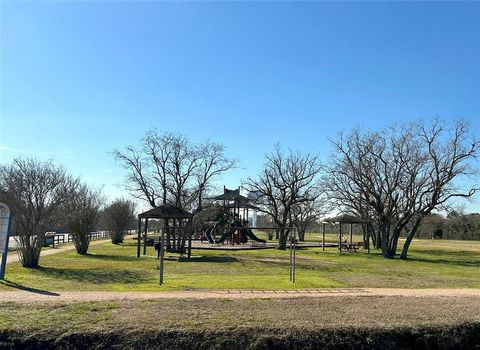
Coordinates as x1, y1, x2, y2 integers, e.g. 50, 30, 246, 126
137, 217, 141, 258
339, 224, 343, 253
289, 233, 293, 282
322, 223, 325, 251
367, 228, 371, 257
159, 228, 165, 285
188, 228, 192, 259
292, 231, 297, 283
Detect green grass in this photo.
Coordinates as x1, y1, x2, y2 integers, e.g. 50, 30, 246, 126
1, 237, 479, 291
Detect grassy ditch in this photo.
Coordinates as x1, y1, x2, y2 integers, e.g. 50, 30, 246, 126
1, 296, 479, 349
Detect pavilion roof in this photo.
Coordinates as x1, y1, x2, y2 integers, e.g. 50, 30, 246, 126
138, 205, 192, 219
322, 213, 370, 224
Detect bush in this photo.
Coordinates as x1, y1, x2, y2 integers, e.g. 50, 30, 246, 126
102, 199, 135, 244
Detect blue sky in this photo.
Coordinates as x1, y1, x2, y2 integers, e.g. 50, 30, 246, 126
1, 1, 479, 211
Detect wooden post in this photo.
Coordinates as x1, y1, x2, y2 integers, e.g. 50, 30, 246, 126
350, 223, 353, 245
322, 223, 326, 251
136, 217, 141, 258
143, 218, 148, 255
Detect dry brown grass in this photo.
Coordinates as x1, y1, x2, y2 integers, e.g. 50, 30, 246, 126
1, 296, 479, 332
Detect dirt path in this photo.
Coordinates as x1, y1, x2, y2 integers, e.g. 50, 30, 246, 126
1, 288, 479, 303
5, 239, 111, 264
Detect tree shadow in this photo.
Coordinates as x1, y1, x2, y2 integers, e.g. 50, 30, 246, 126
407, 249, 480, 268
0, 280, 60, 296
178, 256, 239, 263
83, 253, 139, 262
36, 266, 152, 284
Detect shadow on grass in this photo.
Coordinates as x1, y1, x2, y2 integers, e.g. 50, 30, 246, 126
0, 280, 60, 296
36, 267, 152, 285
407, 249, 480, 268
178, 256, 239, 263
83, 253, 139, 262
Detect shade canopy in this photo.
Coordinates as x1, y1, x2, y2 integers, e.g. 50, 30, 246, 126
208, 188, 249, 202
138, 205, 192, 219
322, 213, 370, 224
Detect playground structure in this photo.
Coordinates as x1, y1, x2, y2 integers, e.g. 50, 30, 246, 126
203, 187, 266, 245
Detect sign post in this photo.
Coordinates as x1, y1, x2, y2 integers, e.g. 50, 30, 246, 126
0, 202, 12, 280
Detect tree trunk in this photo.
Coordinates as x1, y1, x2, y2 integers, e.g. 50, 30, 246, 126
380, 229, 394, 258
400, 219, 421, 259
71, 230, 92, 254
298, 227, 306, 241
18, 234, 43, 268
278, 228, 287, 249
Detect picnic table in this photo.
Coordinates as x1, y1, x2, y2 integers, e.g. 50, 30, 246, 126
340, 242, 363, 253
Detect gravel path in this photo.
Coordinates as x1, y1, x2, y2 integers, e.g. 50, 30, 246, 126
5, 239, 111, 264
1, 288, 479, 303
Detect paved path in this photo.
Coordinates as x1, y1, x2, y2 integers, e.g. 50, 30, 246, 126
5, 239, 111, 264
1, 288, 479, 303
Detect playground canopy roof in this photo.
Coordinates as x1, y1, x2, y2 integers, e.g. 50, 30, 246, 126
322, 214, 370, 224
208, 188, 249, 202
138, 205, 192, 219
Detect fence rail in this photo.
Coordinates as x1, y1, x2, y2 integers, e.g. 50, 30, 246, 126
7, 231, 112, 250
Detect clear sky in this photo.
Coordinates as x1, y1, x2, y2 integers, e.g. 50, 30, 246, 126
1, 1, 479, 211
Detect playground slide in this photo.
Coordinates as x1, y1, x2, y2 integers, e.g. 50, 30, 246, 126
241, 227, 267, 243
203, 220, 267, 244
204, 225, 216, 244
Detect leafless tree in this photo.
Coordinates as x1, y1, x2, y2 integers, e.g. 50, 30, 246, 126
63, 184, 103, 254
113, 129, 236, 213
244, 145, 322, 249
113, 129, 236, 251
324, 119, 479, 259
292, 194, 329, 241
102, 199, 136, 244
0, 158, 78, 268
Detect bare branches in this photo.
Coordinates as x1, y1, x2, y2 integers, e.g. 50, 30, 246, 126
113, 129, 236, 213
0, 158, 79, 267
324, 119, 479, 259
244, 145, 322, 249
102, 199, 135, 244
63, 183, 103, 254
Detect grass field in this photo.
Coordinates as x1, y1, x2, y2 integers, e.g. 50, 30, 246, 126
1, 235, 479, 292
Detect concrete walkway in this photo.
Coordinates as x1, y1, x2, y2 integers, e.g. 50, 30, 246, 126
1, 288, 479, 303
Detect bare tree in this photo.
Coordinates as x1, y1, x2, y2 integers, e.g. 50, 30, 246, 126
113, 129, 236, 213
324, 119, 479, 259
63, 184, 103, 254
194, 140, 237, 214
113, 129, 236, 251
244, 145, 322, 249
102, 199, 136, 244
292, 194, 329, 241
0, 158, 78, 268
